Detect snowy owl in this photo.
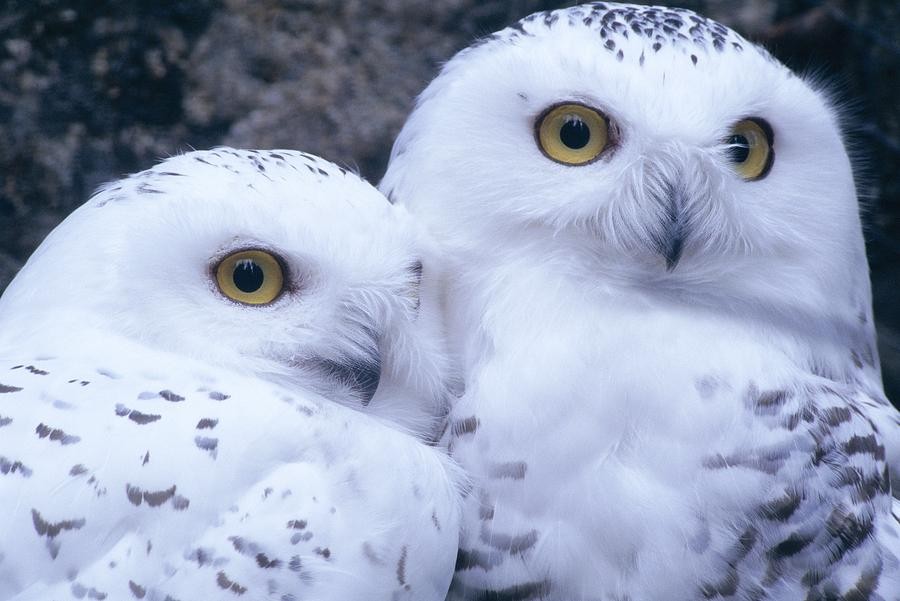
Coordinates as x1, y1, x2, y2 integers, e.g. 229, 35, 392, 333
0, 148, 461, 600
381, 2, 900, 599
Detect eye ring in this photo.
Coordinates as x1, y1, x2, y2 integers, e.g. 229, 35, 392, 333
725, 118, 774, 181
214, 249, 286, 306
535, 102, 612, 166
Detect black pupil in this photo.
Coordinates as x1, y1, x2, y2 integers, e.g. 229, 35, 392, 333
727, 134, 751, 163
559, 117, 591, 150
233, 260, 264, 293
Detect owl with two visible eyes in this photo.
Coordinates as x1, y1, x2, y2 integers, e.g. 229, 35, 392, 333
382, 2, 900, 599
0, 149, 461, 600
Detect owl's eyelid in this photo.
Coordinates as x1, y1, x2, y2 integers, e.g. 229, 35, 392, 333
725, 116, 775, 144
209, 243, 287, 277
210, 238, 284, 264
536, 97, 611, 119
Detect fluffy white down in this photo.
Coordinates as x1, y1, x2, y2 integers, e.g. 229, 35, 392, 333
382, 2, 900, 599
0, 148, 463, 600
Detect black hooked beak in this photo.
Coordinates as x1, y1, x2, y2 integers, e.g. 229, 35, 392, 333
650, 180, 690, 271
304, 323, 383, 406
312, 354, 381, 406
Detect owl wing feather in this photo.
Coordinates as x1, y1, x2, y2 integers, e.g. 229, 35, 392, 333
701, 381, 900, 598
0, 347, 460, 601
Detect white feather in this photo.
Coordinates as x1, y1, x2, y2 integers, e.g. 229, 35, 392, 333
382, 3, 900, 598
0, 148, 463, 600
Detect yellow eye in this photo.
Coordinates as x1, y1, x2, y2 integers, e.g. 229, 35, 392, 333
215, 250, 285, 305
725, 119, 774, 181
536, 103, 610, 165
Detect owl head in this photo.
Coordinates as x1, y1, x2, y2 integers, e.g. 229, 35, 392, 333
381, 2, 873, 352
0, 148, 455, 438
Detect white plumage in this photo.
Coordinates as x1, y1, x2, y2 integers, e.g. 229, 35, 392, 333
0, 149, 461, 600
382, 2, 900, 598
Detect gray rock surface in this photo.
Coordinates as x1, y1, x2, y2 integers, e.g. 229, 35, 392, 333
1, 0, 898, 400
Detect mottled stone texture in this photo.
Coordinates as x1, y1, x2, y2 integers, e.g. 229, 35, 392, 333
1, 0, 898, 399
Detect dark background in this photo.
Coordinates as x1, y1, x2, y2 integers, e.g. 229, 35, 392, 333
1, 0, 897, 401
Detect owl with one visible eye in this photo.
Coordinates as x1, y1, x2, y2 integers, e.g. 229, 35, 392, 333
382, 2, 900, 599
0, 148, 461, 601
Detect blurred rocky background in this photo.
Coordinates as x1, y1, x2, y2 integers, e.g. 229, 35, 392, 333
1, 0, 898, 399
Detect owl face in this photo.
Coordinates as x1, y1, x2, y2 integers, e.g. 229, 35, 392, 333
383, 3, 863, 305
0, 149, 451, 435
